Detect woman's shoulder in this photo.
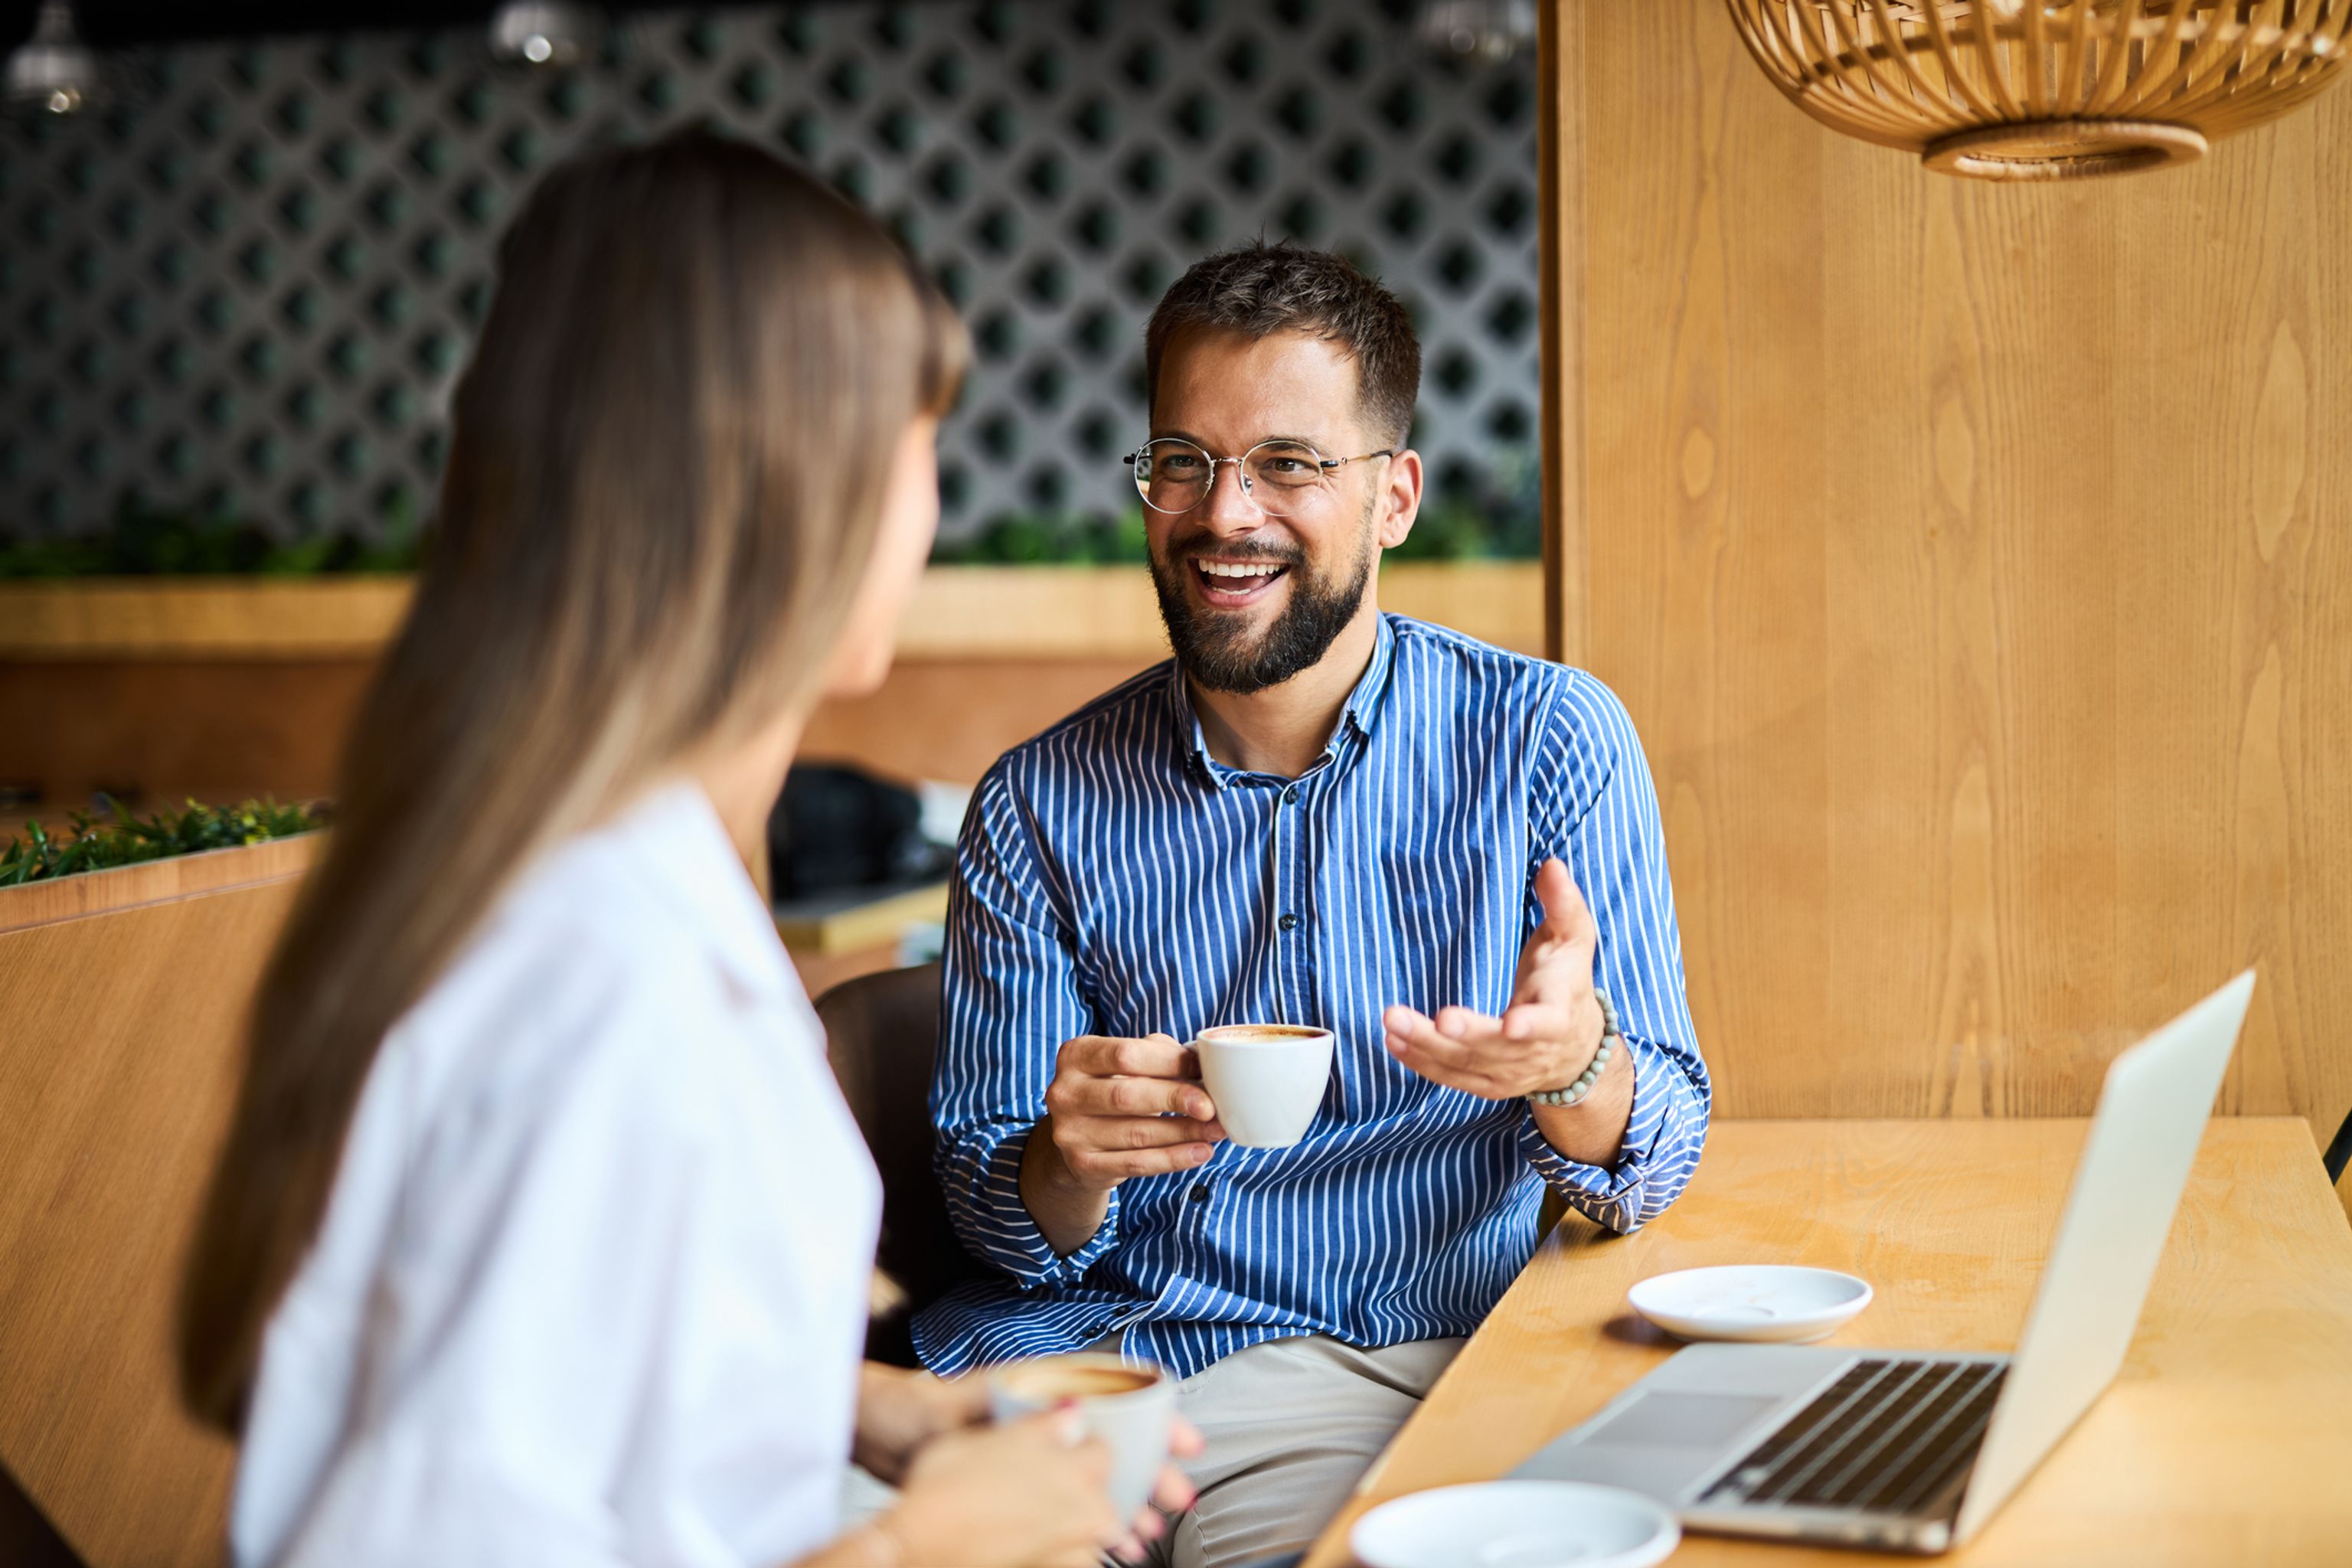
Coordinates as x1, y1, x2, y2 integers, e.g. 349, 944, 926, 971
388, 793, 818, 1147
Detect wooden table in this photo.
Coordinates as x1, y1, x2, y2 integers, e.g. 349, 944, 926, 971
775, 878, 948, 997
773, 877, 949, 959
1304, 1119, 2352, 1566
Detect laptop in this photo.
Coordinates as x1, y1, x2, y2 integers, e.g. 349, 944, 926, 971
1512, 970, 2257, 1554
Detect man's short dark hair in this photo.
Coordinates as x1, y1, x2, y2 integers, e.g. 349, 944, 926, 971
1145, 241, 1421, 448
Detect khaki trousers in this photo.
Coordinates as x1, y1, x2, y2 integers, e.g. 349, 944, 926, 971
1144, 1334, 1464, 1568
841, 1334, 1462, 1568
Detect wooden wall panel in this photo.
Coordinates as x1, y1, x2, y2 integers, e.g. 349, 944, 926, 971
0, 564, 1541, 809
1537, 0, 1586, 666
1557, 0, 2352, 1133
0, 655, 1144, 814
801, 658, 1158, 786
0, 659, 377, 811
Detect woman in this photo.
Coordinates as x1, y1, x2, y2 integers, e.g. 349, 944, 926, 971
177, 132, 1187, 1568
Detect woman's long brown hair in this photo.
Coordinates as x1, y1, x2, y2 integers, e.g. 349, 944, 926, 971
177, 130, 966, 1431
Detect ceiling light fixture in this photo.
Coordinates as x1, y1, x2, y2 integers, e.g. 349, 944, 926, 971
488, 2, 604, 70
1725, 0, 2352, 181
5, 2, 100, 116
1417, 1, 1539, 64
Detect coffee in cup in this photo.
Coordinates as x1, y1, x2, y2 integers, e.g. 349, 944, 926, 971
993, 1361, 1158, 1401
988, 1351, 1176, 1518
1191, 1023, 1335, 1148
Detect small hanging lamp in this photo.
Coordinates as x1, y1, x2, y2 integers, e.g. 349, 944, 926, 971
5, 2, 100, 116
1723, 1, 2352, 181
1417, 1, 1540, 62
488, 2, 604, 70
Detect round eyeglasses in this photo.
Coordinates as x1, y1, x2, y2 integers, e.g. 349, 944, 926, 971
1123, 437, 1394, 517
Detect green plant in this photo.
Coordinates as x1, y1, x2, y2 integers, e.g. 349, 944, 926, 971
0, 797, 327, 887
0, 492, 423, 579
1387, 445, 1543, 561
928, 506, 1152, 565
5, 456, 1547, 579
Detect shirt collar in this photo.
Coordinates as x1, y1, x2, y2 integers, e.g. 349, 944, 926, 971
598, 781, 799, 1006
1343, 610, 1399, 739
1168, 612, 1400, 788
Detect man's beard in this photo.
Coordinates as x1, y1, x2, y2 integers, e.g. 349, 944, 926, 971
1150, 509, 1376, 696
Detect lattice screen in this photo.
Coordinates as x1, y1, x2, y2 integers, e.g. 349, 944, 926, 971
0, 1, 1539, 545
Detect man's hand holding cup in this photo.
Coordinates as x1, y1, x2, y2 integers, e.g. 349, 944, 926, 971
1022, 1034, 1226, 1254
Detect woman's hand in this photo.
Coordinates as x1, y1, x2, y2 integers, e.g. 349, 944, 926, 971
1138, 1417, 1206, 1554
851, 1364, 991, 1486
851, 1363, 1207, 1565
877, 1410, 1122, 1568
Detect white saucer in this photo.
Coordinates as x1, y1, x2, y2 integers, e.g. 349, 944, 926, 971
1351, 1479, 1680, 1568
1627, 1264, 1872, 1344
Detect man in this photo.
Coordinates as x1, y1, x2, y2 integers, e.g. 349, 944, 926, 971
915, 242, 1710, 1567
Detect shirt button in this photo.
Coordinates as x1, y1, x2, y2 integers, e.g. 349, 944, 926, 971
1189, 1184, 1211, 1204
1281, 785, 1298, 805
1278, 913, 1299, 933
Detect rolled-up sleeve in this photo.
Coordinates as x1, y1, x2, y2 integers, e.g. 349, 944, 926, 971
930, 762, 1119, 1287
1517, 671, 1711, 1233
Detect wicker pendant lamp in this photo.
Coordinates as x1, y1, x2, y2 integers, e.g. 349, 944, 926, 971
1723, 1, 2352, 181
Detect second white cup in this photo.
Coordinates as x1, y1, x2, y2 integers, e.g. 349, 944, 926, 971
1191, 1023, 1334, 1148
988, 1352, 1176, 1520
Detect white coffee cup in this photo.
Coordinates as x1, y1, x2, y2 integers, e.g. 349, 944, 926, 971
987, 1352, 1177, 1519
1191, 1023, 1335, 1148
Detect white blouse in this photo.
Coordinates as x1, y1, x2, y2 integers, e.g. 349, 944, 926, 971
231, 783, 883, 1568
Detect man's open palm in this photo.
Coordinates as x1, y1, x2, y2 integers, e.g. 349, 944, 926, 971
1382, 858, 1608, 1099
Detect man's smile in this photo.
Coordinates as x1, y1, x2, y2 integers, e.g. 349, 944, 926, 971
1190, 555, 1293, 609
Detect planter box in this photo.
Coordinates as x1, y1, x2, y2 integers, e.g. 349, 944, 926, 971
0, 833, 321, 1568
0, 831, 322, 936
0, 578, 413, 661
893, 561, 1544, 658
0, 562, 1547, 663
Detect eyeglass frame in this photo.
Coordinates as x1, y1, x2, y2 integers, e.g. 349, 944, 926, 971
1120, 436, 1396, 515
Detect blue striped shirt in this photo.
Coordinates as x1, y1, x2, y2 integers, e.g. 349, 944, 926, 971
913, 613, 1710, 1379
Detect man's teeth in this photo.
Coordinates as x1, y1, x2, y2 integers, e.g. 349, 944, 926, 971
1198, 561, 1285, 580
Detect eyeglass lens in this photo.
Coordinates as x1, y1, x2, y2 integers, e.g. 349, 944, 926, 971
1134, 439, 1327, 514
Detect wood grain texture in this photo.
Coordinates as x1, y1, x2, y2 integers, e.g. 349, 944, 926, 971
0, 565, 1540, 804
0, 833, 320, 936
801, 657, 1161, 787
1537, 0, 1586, 666
900, 563, 1541, 660
0, 564, 1543, 662
1303, 1117, 2352, 1567
0, 658, 378, 808
0, 656, 1155, 810
1554, 0, 2352, 1129
0, 578, 414, 660
0, 855, 312, 1567
812, 562, 1542, 780
773, 880, 949, 958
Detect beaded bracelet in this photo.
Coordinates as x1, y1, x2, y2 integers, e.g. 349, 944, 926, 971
1528, 986, 1618, 1108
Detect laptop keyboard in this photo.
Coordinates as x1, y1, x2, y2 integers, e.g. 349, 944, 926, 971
1699, 1357, 2009, 1517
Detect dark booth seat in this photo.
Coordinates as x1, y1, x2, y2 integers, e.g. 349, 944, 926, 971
815, 962, 994, 1367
